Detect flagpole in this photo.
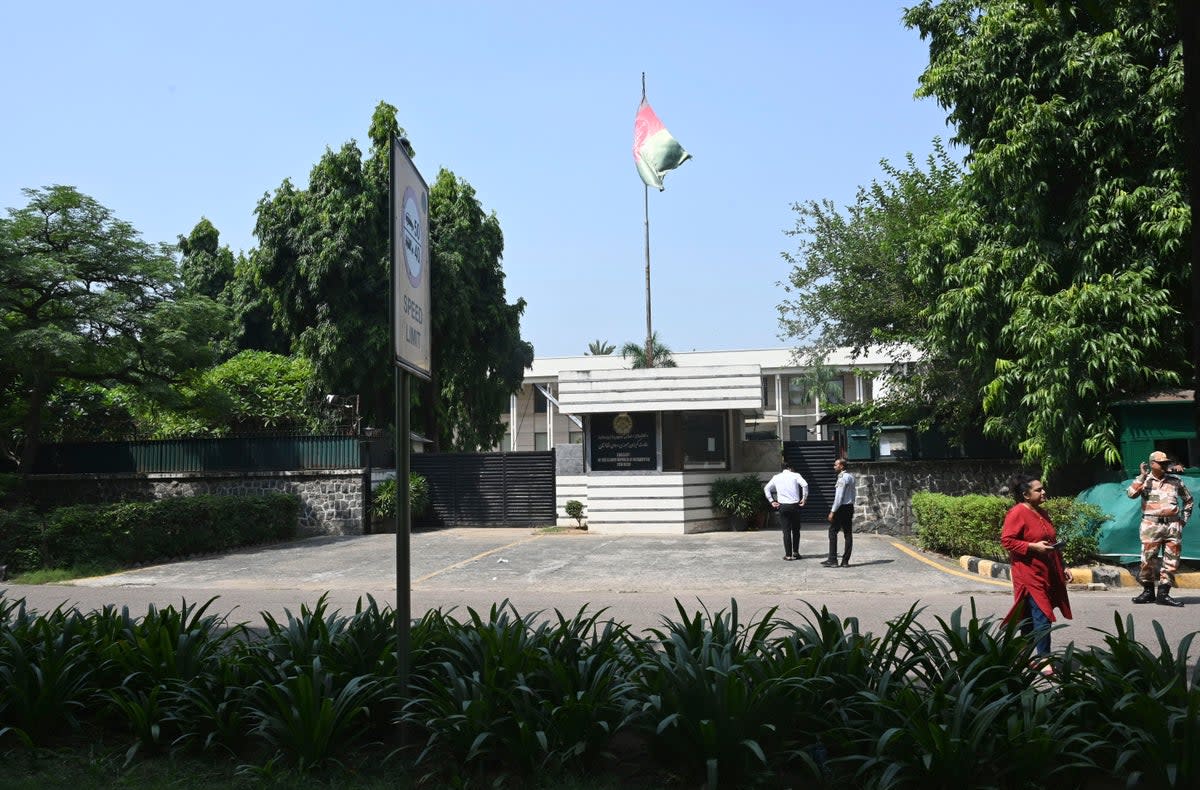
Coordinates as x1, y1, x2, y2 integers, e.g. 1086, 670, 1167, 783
642, 73, 654, 368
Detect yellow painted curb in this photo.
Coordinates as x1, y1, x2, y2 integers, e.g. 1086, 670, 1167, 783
892, 542, 1010, 588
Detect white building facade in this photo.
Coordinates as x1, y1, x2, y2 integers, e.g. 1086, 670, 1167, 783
494, 347, 913, 535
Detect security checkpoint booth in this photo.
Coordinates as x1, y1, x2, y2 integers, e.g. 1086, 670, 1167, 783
553, 365, 776, 535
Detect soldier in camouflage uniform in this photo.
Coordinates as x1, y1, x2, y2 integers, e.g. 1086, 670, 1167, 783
1126, 450, 1193, 607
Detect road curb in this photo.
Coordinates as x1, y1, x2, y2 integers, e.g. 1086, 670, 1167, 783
957, 556, 1200, 589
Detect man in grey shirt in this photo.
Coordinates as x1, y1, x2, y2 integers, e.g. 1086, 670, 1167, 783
822, 458, 856, 567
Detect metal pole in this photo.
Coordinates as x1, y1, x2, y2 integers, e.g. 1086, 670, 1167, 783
395, 370, 411, 698
644, 183, 653, 367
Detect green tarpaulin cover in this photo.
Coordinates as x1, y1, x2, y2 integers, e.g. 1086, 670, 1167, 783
1076, 475, 1199, 563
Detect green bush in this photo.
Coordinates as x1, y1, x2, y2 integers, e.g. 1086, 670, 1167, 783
0, 507, 44, 574
564, 499, 585, 527
372, 474, 429, 521
6, 596, 1197, 786
709, 475, 768, 520
0, 493, 299, 573
912, 492, 1105, 566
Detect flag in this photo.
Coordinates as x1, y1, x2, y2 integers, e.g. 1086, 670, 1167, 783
632, 98, 692, 190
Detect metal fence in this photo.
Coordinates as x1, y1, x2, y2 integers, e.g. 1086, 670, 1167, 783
32, 435, 365, 474
412, 451, 556, 527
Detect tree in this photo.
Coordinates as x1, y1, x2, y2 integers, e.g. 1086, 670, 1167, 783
586, 339, 615, 355
242, 101, 532, 449
778, 142, 978, 435
903, 0, 1188, 474
428, 169, 534, 451
0, 186, 226, 467
778, 142, 962, 359
133, 351, 318, 437
177, 218, 234, 301
620, 332, 676, 369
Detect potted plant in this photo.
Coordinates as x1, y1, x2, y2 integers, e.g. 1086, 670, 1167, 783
710, 475, 767, 532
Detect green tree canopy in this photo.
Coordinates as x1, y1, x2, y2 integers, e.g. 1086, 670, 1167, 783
620, 332, 677, 369
903, 0, 1188, 473
0, 186, 226, 467
428, 169, 534, 451
586, 339, 615, 355
778, 142, 963, 360
241, 101, 532, 449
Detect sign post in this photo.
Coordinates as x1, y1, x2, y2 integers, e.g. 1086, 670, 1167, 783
390, 136, 431, 701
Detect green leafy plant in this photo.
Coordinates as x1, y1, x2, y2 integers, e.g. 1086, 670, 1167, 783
709, 475, 768, 522
564, 499, 585, 528
912, 492, 1103, 567
372, 474, 430, 522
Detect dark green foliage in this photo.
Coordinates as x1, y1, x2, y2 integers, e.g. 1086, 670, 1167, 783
912, 492, 1103, 566
709, 475, 769, 521
0, 507, 43, 574
371, 474, 429, 522
0, 493, 299, 573
564, 499, 585, 527
0, 186, 227, 469
2, 595, 1198, 786
401, 602, 637, 784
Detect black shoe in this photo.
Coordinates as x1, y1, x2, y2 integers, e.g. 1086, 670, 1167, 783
1157, 587, 1184, 607
820, 560, 837, 567
839, 560, 850, 567
1131, 585, 1156, 604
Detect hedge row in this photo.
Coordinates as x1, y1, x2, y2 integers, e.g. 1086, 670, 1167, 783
911, 492, 1108, 566
0, 493, 300, 574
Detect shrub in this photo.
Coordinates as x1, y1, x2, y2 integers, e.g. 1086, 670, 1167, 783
564, 499, 585, 527
6, 494, 299, 573
912, 492, 1106, 566
372, 474, 429, 522
0, 507, 44, 574
709, 475, 768, 521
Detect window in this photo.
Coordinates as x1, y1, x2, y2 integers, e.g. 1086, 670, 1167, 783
534, 388, 548, 413
534, 432, 548, 451
569, 430, 583, 444
681, 411, 727, 470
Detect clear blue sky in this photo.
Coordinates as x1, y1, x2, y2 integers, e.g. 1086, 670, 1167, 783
2, 1, 952, 358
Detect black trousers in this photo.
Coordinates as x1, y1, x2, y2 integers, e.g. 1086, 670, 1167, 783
827, 505, 854, 564
778, 503, 803, 557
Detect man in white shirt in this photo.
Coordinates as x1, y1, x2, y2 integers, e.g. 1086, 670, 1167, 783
822, 458, 857, 567
765, 460, 808, 561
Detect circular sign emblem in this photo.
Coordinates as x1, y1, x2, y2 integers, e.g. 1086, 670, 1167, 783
612, 413, 633, 435
402, 186, 423, 288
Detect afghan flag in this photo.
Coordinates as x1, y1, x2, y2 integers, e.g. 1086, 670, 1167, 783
633, 98, 692, 190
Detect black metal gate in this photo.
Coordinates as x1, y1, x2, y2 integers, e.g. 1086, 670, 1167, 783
782, 441, 839, 519
411, 451, 556, 527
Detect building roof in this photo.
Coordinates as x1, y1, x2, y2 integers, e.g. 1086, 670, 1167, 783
526, 346, 918, 381
558, 365, 763, 414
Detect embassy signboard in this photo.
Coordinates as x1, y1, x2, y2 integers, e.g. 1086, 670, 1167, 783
589, 412, 657, 471
392, 138, 432, 380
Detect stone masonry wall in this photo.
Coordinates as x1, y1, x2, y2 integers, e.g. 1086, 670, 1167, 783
28, 470, 367, 537
850, 459, 1030, 535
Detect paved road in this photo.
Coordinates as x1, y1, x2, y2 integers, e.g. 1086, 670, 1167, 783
3, 526, 1197, 653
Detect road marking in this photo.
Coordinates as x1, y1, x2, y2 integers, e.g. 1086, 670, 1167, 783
413, 535, 544, 586
889, 540, 1011, 588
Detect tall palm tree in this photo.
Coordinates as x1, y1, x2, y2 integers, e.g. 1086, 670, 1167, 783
586, 339, 615, 355
620, 332, 677, 369
788, 363, 846, 405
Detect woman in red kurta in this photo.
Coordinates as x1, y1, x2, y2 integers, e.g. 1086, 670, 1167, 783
1000, 475, 1073, 673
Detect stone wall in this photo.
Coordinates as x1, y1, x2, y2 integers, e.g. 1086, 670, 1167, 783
851, 459, 1030, 535
28, 469, 368, 537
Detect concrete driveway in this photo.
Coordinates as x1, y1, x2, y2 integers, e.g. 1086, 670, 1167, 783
3, 526, 1197, 652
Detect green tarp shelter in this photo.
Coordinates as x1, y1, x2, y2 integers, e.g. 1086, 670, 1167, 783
1076, 473, 1200, 562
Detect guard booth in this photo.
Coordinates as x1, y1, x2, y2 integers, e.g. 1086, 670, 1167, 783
555, 365, 771, 534
1112, 389, 1197, 477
